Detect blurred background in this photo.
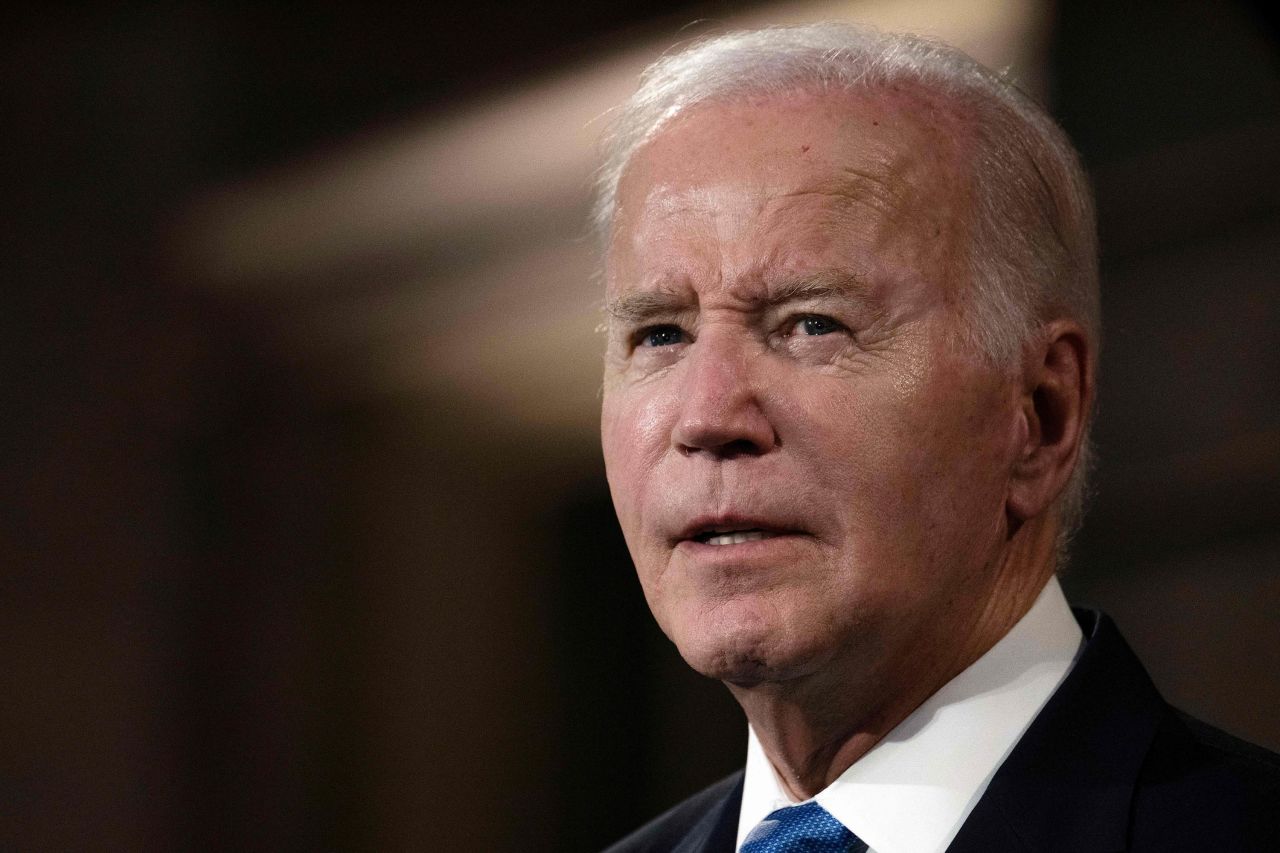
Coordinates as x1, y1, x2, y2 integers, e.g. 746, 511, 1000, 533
3, 1, 1278, 850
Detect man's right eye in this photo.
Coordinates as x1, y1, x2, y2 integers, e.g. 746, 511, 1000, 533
638, 325, 687, 348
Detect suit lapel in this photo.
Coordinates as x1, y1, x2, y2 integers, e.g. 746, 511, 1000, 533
947, 610, 1166, 852
944, 803, 1034, 853
672, 772, 744, 853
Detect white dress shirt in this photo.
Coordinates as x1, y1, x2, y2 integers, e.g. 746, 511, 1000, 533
736, 576, 1084, 853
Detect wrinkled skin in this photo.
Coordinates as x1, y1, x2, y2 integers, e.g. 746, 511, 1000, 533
600, 88, 1085, 795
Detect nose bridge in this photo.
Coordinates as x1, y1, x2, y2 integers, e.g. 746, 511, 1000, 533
685, 323, 749, 401
672, 322, 775, 455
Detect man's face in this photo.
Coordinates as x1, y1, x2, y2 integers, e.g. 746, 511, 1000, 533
601, 90, 1025, 688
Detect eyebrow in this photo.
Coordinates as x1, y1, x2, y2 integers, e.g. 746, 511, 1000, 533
766, 270, 871, 305
605, 269, 873, 326
604, 287, 691, 326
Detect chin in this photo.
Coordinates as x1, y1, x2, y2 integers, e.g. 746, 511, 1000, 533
666, 596, 822, 686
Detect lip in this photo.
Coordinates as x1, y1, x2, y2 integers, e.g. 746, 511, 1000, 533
671, 513, 807, 547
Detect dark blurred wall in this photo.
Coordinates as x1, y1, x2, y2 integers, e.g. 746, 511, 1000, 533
1051, 0, 1280, 751
3, 3, 1277, 851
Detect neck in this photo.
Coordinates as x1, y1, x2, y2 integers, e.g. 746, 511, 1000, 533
731, 519, 1059, 800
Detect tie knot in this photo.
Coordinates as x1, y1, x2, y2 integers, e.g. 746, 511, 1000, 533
740, 801, 866, 852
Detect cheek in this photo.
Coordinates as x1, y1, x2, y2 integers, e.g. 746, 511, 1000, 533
601, 387, 679, 522
885, 372, 1017, 549
781, 364, 1008, 537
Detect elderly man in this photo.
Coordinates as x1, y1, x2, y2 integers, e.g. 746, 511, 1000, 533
595, 23, 1278, 853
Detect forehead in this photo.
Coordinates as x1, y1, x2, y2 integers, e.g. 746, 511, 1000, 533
607, 87, 973, 294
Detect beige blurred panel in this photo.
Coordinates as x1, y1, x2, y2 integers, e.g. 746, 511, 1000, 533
178, 0, 1049, 436
280, 240, 609, 442
179, 59, 640, 287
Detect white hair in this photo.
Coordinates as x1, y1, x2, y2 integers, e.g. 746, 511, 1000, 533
593, 22, 1100, 547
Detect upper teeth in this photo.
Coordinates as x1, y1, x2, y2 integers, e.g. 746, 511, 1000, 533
705, 530, 775, 546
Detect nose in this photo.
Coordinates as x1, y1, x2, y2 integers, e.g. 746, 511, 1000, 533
671, 331, 778, 457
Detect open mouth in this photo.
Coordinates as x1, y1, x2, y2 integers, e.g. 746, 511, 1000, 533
691, 527, 782, 546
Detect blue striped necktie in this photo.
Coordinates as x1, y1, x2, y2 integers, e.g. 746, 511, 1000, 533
740, 801, 869, 852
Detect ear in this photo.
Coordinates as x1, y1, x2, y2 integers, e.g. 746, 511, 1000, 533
1007, 319, 1094, 523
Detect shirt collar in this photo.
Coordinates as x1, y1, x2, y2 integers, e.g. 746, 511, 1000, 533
737, 576, 1083, 853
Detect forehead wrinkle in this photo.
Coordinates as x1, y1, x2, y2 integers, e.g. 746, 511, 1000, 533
768, 166, 911, 223
834, 164, 913, 218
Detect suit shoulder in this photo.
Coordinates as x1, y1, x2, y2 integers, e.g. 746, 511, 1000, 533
601, 771, 744, 853
1131, 708, 1280, 850
1172, 710, 1280, 783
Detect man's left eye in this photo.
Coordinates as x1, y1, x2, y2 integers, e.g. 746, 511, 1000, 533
795, 315, 843, 336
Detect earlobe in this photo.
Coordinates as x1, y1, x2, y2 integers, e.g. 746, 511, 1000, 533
1007, 320, 1092, 522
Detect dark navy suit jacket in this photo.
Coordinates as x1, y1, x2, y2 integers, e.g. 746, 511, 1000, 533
603, 611, 1280, 852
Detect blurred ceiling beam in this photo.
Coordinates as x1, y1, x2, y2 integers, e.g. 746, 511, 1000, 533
174, 0, 1050, 441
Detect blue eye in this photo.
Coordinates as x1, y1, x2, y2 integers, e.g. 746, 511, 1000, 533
641, 325, 686, 347
799, 315, 841, 336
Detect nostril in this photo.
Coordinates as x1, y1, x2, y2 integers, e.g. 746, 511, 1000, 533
680, 437, 766, 458
719, 438, 763, 459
